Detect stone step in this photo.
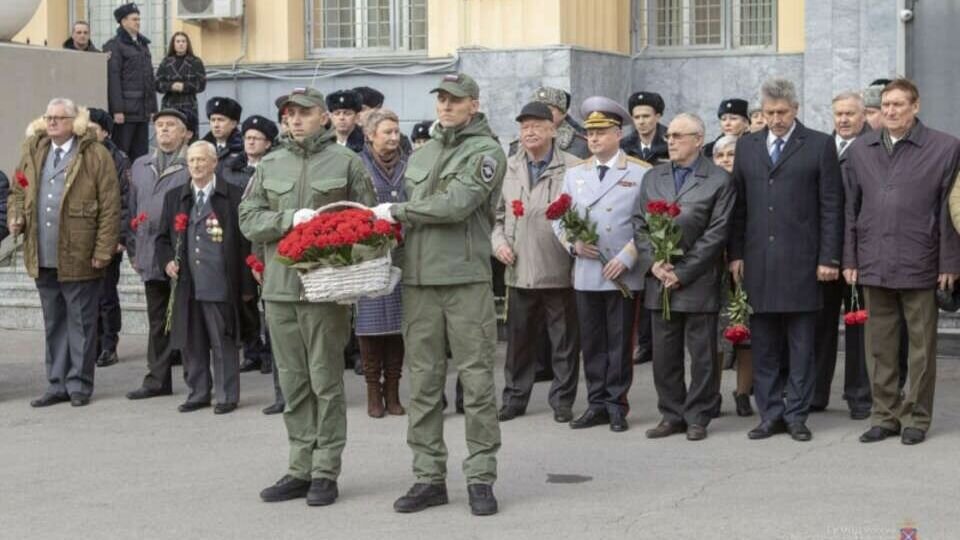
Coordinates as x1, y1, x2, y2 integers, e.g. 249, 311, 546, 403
0, 280, 148, 305
0, 297, 149, 334
0, 263, 144, 286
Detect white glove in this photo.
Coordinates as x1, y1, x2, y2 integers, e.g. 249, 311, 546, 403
372, 203, 396, 223
293, 208, 318, 226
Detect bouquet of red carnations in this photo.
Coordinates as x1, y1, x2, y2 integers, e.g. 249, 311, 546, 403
546, 193, 633, 298
276, 202, 402, 303
844, 284, 868, 326
723, 281, 752, 345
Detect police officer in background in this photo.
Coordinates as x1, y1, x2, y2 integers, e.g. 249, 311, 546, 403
326, 90, 365, 153
372, 73, 506, 517
240, 87, 376, 507
202, 97, 244, 163
621, 91, 669, 164
410, 121, 432, 150
703, 98, 751, 158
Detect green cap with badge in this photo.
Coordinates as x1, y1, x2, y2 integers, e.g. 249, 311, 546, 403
280, 87, 326, 109
430, 73, 480, 99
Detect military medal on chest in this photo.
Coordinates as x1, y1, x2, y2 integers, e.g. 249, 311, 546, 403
206, 213, 224, 243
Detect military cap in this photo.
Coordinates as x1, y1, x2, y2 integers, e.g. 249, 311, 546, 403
182, 109, 199, 136
532, 86, 569, 112
410, 120, 433, 142
205, 96, 242, 122
580, 96, 630, 130
515, 102, 554, 123
114, 3, 139, 23
242, 115, 279, 142
718, 98, 750, 121
88, 108, 113, 134
863, 84, 884, 109
152, 108, 188, 126
627, 91, 665, 116
279, 87, 326, 109
430, 73, 480, 99
326, 90, 363, 113
353, 86, 385, 109
870, 78, 893, 87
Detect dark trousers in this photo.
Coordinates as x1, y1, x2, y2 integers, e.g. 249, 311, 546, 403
143, 279, 174, 392
633, 303, 653, 362
751, 311, 817, 424
113, 121, 149, 162
35, 269, 101, 398
813, 280, 871, 412
501, 287, 580, 412
576, 290, 636, 416
651, 311, 720, 427
97, 253, 123, 355
184, 300, 240, 405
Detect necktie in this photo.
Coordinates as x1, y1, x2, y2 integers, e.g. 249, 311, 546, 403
674, 167, 691, 194
770, 138, 784, 164
53, 148, 63, 169
597, 165, 609, 181
196, 191, 205, 213
838, 139, 849, 155
641, 146, 651, 161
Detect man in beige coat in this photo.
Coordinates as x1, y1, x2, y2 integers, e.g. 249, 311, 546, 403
492, 101, 580, 423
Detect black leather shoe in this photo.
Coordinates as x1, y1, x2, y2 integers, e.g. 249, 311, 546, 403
733, 391, 754, 417
393, 483, 449, 513
609, 412, 629, 432
632, 346, 651, 365
859, 426, 900, 443
497, 405, 524, 422
96, 351, 119, 367
260, 475, 311, 502
214, 403, 238, 415
239, 358, 261, 372
645, 420, 686, 439
553, 408, 573, 423
306, 478, 338, 506
747, 419, 787, 440
70, 395, 91, 407
901, 427, 926, 445
809, 404, 827, 413
686, 424, 707, 441
569, 409, 609, 429
262, 402, 285, 415
30, 393, 70, 408
787, 422, 813, 442
178, 401, 211, 413
467, 484, 498, 516
260, 359, 273, 374
849, 408, 871, 420
126, 387, 172, 400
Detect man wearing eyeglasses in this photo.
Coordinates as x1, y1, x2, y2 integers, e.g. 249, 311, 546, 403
8, 98, 120, 407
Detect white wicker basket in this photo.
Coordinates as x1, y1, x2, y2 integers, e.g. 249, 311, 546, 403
296, 201, 397, 303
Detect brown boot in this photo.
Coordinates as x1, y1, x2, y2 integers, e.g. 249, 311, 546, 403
367, 383, 385, 418
384, 376, 405, 415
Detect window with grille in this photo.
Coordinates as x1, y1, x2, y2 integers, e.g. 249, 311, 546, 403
308, 0, 427, 55
634, 0, 775, 52
86, 0, 169, 61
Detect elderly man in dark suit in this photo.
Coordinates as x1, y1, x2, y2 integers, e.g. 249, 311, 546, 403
635, 113, 735, 441
728, 78, 843, 442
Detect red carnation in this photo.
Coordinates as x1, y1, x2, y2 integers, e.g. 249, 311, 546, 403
546, 193, 572, 220
646, 200, 669, 215
130, 212, 147, 231
245, 254, 265, 274
511, 199, 525, 218
174, 212, 189, 233
723, 323, 751, 345
666, 203, 681, 217
844, 309, 868, 326
15, 170, 29, 189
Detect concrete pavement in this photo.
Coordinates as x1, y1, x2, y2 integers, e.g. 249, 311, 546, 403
1, 329, 959, 539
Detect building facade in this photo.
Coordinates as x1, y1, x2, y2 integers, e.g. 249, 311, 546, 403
10, 0, 921, 142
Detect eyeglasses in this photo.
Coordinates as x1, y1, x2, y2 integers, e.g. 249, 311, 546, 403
664, 132, 699, 140
244, 135, 268, 142
44, 115, 75, 123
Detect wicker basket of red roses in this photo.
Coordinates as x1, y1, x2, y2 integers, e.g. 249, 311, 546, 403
276, 201, 402, 303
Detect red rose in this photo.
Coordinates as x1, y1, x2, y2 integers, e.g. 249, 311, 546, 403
723, 324, 750, 345
511, 199, 524, 218
646, 200, 669, 215
666, 203, 681, 218
174, 213, 189, 233
15, 170, 29, 189
546, 193, 572, 220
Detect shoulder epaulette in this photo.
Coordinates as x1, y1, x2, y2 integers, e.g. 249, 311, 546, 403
626, 155, 653, 169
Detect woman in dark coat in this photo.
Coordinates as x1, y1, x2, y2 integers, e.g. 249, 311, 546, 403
155, 32, 207, 129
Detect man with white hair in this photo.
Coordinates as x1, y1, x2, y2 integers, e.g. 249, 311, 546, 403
7, 98, 120, 407
125, 109, 192, 401
155, 141, 257, 414
728, 78, 843, 442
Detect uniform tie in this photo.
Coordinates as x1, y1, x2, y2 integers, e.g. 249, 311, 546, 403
196, 190, 205, 214
53, 148, 63, 169
597, 165, 609, 181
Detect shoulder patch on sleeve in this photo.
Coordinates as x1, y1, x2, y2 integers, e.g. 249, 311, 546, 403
480, 154, 497, 183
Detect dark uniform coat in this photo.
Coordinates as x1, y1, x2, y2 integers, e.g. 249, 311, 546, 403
621, 123, 670, 164
102, 28, 157, 123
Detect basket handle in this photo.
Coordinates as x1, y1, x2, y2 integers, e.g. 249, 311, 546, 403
315, 201, 372, 214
